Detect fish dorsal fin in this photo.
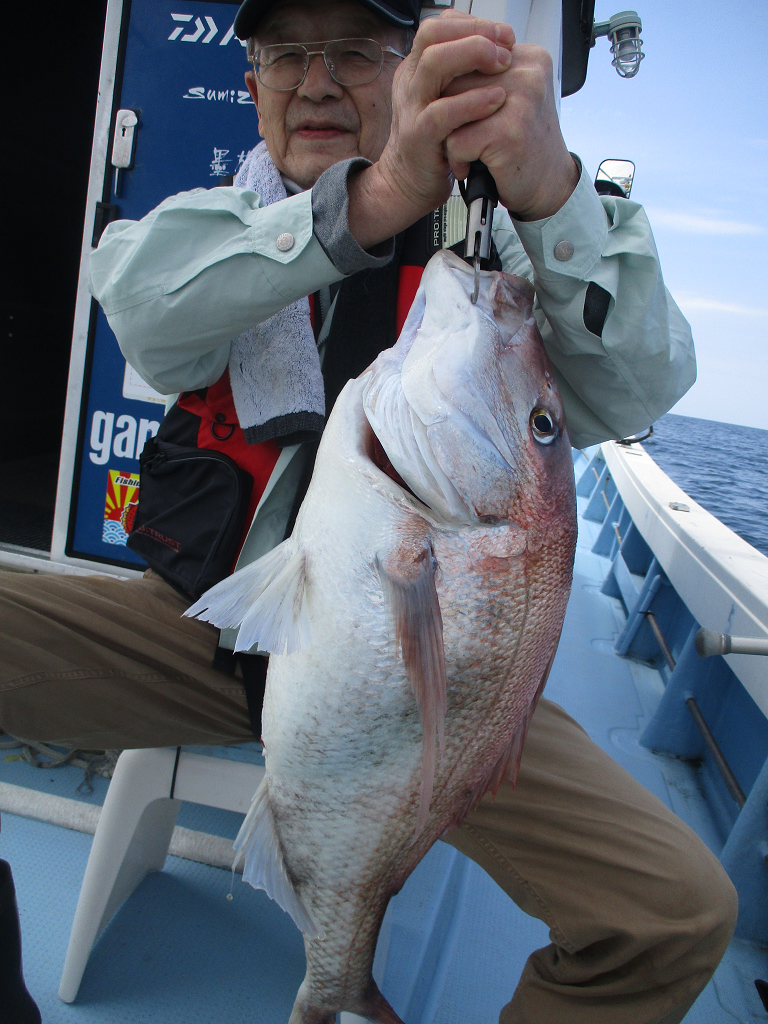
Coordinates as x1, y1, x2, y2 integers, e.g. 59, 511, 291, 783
185, 539, 309, 655
234, 778, 323, 939
377, 526, 446, 838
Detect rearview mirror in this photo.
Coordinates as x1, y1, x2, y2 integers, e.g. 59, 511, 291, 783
595, 159, 635, 198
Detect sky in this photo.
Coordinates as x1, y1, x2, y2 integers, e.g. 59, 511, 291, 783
558, 0, 768, 430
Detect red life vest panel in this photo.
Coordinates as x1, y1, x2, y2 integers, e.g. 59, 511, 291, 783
169, 257, 428, 569
175, 372, 281, 560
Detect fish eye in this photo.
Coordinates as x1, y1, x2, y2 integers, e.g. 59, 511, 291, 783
530, 407, 557, 445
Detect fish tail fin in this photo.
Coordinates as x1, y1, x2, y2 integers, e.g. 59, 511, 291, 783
233, 779, 323, 939
287, 999, 335, 1024
286, 981, 341, 1024
184, 538, 309, 655
288, 977, 404, 1024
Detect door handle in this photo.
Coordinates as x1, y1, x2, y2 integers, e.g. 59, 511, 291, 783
111, 109, 139, 197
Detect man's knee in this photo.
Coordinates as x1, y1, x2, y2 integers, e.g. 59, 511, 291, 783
683, 852, 738, 962
499, 855, 737, 1024
650, 840, 737, 993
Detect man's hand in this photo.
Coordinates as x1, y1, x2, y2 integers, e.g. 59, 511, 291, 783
348, 12, 578, 250
441, 14, 578, 221
348, 12, 514, 249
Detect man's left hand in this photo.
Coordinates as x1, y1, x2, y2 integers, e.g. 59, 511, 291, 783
440, 11, 579, 221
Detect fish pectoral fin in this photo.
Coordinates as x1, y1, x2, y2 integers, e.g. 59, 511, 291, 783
185, 539, 309, 655
233, 778, 323, 939
377, 530, 447, 837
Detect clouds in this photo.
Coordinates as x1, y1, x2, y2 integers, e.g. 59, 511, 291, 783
563, 0, 768, 428
675, 295, 768, 318
645, 208, 764, 236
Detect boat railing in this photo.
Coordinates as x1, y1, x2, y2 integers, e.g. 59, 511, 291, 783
572, 441, 768, 945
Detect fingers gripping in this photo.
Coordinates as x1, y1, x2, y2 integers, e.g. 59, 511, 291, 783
389, 12, 513, 181
405, 14, 514, 108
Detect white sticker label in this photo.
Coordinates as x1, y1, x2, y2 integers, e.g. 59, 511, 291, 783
122, 362, 165, 405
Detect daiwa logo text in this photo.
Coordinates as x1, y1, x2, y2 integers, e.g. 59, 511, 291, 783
168, 14, 245, 46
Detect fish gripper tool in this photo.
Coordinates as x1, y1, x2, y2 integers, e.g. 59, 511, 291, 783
463, 160, 499, 304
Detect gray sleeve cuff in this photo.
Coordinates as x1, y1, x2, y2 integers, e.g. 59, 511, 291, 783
311, 157, 395, 275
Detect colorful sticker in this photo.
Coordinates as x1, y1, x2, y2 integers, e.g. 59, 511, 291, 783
103, 469, 140, 546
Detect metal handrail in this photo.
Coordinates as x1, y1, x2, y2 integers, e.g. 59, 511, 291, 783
685, 697, 747, 809
695, 628, 768, 658
644, 617, 749, 810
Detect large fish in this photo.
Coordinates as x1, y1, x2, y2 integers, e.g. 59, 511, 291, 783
187, 248, 577, 1024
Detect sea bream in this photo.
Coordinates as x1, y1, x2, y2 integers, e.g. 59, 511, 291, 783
186, 248, 578, 1024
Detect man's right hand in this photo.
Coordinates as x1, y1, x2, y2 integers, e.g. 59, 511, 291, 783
348, 12, 514, 250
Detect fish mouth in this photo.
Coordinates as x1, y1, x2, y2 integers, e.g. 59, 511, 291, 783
365, 418, 432, 509
364, 392, 511, 524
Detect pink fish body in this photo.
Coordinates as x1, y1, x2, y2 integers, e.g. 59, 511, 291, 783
188, 249, 577, 1024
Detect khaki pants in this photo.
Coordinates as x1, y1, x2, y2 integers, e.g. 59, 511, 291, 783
0, 568, 737, 1023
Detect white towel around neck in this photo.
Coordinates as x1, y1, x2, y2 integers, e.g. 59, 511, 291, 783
229, 142, 325, 445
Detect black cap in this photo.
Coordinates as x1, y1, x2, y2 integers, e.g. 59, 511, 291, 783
234, 0, 422, 39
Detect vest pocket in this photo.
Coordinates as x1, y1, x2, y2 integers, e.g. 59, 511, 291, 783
127, 438, 253, 600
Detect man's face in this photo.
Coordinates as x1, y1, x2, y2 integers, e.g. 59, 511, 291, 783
245, 0, 405, 188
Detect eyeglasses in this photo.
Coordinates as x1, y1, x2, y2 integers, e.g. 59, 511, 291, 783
249, 38, 406, 91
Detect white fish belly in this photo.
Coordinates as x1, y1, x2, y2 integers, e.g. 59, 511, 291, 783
258, 464, 569, 1013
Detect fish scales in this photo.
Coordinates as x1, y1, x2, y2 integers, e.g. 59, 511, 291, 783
187, 249, 577, 1024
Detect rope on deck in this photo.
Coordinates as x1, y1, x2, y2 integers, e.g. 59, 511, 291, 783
0, 733, 120, 792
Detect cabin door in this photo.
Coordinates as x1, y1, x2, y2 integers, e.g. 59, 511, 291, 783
53, 0, 258, 573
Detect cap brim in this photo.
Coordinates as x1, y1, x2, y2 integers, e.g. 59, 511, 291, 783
235, 0, 417, 39
358, 0, 416, 27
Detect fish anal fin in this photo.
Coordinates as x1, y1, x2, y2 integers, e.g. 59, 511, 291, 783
233, 779, 323, 939
377, 524, 446, 837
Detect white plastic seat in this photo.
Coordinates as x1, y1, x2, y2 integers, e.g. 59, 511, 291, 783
58, 746, 264, 1004
58, 746, 379, 1023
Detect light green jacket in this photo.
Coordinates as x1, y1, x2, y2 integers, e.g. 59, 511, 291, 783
89, 157, 695, 644
90, 158, 695, 452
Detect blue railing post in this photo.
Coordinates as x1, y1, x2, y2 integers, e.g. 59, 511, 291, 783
640, 626, 708, 758
720, 754, 768, 943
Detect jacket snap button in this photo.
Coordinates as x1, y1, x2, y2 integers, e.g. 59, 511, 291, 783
553, 240, 574, 262
276, 232, 295, 252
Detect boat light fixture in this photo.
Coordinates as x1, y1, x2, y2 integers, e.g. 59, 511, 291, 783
592, 10, 645, 79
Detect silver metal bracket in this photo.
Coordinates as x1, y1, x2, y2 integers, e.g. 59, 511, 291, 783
465, 196, 494, 304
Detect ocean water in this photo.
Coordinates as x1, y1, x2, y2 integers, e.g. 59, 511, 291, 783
642, 414, 768, 559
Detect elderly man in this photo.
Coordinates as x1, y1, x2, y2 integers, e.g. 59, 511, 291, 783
0, 0, 735, 1020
